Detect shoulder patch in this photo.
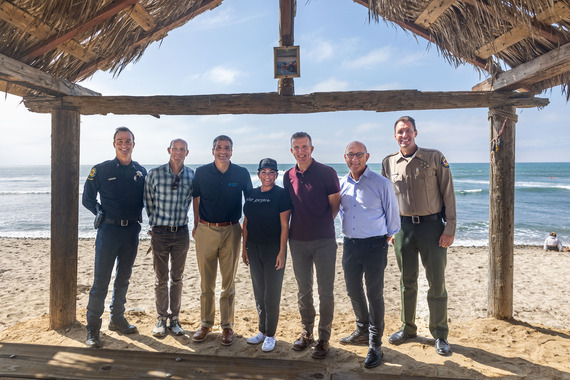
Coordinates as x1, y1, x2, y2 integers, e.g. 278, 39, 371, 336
441, 156, 450, 168
87, 167, 96, 180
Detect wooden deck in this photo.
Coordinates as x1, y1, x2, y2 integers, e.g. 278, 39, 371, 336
0, 342, 466, 379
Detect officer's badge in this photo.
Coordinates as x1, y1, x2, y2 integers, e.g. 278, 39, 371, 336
87, 167, 96, 180
441, 156, 450, 168
134, 171, 143, 181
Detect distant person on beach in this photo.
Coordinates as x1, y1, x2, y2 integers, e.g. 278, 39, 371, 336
242, 158, 293, 352
382, 116, 456, 356
144, 139, 194, 338
82, 127, 147, 348
339, 141, 400, 368
191, 135, 252, 346
284, 132, 340, 359
544, 232, 563, 252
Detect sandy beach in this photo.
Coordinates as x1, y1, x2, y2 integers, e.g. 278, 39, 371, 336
1, 237, 569, 378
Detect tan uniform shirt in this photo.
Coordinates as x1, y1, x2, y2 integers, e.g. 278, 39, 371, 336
382, 147, 456, 236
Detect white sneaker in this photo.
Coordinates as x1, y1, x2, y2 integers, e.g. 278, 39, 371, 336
262, 336, 276, 352
169, 316, 184, 336
152, 317, 167, 337
246, 332, 265, 344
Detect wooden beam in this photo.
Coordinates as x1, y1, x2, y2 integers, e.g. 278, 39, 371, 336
0, 79, 30, 97
50, 108, 80, 329
475, 1, 570, 59
414, 0, 457, 29
23, 90, 548, 115
21, 0, 139, 61
76, 0, 223, 80
472, 42, 570, 91
0, 1, 97, 62
488, 105, 516, 320
278, 0, 295, 96
0, 52, 101, 96
126, 2, 156, 32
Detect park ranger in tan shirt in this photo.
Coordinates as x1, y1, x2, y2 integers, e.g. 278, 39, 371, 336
381, 115, 456, 357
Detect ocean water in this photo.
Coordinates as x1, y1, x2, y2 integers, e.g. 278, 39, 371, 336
0, 162, 569, 246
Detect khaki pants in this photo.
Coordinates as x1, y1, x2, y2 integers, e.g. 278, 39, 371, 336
194, 222, 241, 329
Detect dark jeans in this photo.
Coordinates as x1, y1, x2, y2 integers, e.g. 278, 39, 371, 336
247, 240, 285, 337
394, 218, 448, 339
151, 226, 190, 318
289, 238, 337, 341
342, 236, 388, 348
86, 222, 141, 331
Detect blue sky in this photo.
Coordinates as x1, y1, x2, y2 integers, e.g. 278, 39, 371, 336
1, 0, 569, 166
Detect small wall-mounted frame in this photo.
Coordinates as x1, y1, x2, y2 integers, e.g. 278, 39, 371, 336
274, 46, 300, 78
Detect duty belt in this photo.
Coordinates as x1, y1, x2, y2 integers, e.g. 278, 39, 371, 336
401, 213, 441, 224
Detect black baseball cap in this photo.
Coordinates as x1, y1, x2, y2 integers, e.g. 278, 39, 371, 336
258, 158, 278, 172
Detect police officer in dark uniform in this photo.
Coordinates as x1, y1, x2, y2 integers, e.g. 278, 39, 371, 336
82, 126, 147, 348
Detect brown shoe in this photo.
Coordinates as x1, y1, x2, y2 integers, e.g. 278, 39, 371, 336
311, 339, 330, 359
292, 332, 314, 351
221, 327, 235, 346
192, 326, 211, 342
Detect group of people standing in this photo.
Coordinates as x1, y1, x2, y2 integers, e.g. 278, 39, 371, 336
81, 115, 456, 369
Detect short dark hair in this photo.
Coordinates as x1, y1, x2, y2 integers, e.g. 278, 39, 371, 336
394, 116, 416, 131
213, 135, 233, 150
290, 132, 312, 146
114, 126, 134, 142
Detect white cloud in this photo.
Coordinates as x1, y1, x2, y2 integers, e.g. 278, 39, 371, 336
305, 40, 334, 63
344, 46, 392, 69
312, 77, 350, 92
205, 66, 243, 85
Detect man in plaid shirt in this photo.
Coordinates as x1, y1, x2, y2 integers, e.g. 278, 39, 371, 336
144, 138, 194, 337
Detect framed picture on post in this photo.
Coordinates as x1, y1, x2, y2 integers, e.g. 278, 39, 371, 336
274, 46, 300, 78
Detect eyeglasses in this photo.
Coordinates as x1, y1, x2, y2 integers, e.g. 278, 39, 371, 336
171, 175, 180, 190
346, 152, 367, 159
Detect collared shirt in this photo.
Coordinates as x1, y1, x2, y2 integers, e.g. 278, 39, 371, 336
192, 162, 252, 223
283, 159, 340, 241
144, 162, 194, 227
382, 146, 456, 236
82, 157, 146, 220
340, 166, 400, 239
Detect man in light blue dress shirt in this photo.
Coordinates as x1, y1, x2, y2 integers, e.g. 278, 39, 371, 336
339, 141, 400, 369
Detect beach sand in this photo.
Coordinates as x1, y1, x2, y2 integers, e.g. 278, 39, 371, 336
0, 238, 569, 378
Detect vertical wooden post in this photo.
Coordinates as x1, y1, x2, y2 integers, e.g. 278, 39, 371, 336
487, 106, 517, 319
50, 107, 80, 329
278, 0, 295, 96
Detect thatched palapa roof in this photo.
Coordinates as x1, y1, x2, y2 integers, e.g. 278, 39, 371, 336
0, 0, 569, 99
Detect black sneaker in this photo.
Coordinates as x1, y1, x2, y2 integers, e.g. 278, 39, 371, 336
168, 316, 184, 336
86, 329, 101, 348
152, 317, 167, 337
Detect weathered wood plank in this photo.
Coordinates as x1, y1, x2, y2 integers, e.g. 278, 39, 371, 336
50, 109, 80, 329
0, 52, 100, 97
414, 0, 457, 29
127, 3, 156, 32
22, 91, 548, 115
279, 0, 295, 96
0, 343, 326, 379
472, 42, 570, 91
488, 106, 515, 320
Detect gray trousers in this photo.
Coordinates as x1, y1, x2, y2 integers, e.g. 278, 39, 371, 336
151, 226, 190, 318
289, 238, 337, 341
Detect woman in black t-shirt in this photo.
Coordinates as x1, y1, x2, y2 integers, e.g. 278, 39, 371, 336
242, 158, 292, 352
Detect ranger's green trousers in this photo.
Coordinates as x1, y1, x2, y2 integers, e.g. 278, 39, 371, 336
394, 218, 448, 340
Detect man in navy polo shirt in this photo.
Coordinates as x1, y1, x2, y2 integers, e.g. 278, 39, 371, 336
284, 131, 340, 359
191, 135, 252, 346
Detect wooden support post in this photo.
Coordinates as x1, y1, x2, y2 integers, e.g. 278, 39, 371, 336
50, 108, 80, 329
487, 106, 517, 319
278, 0, 294, 96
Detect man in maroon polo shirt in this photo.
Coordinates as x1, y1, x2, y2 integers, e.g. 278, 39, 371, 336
283, 132, 340, 359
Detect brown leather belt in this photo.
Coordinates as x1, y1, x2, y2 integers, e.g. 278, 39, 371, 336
199, 219, 239, 227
